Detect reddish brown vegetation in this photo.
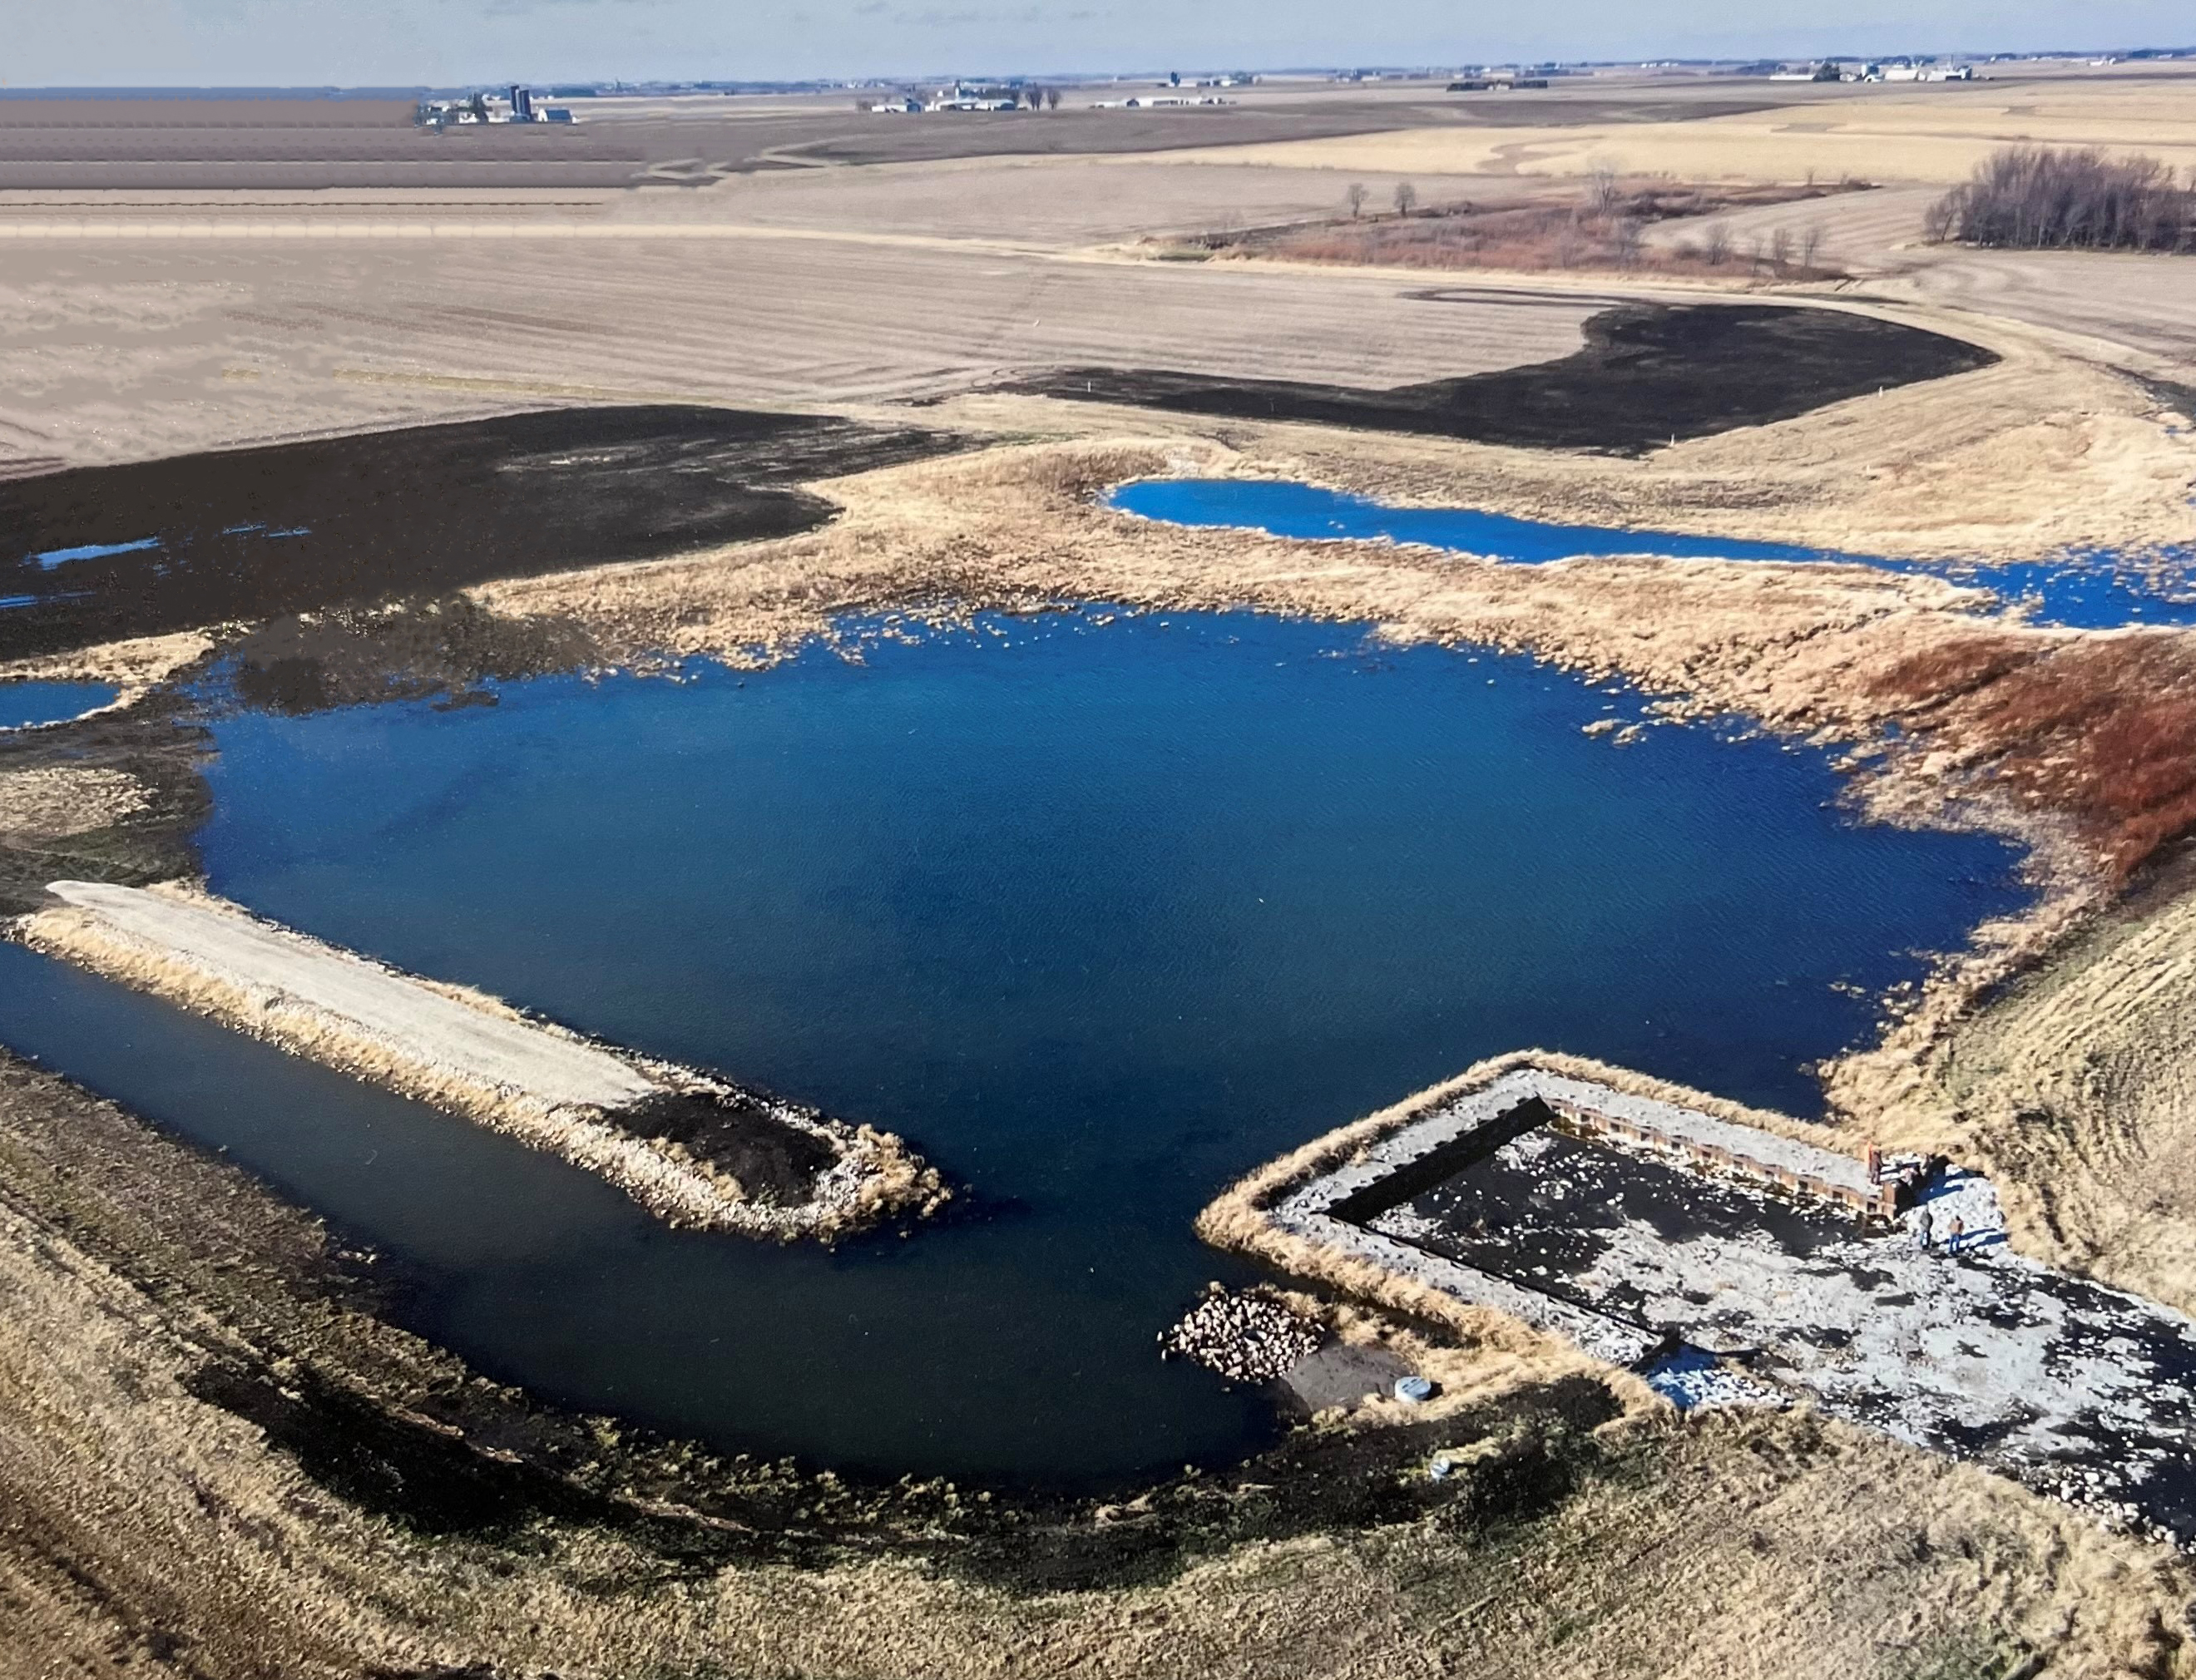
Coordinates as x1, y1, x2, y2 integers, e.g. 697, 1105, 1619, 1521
1171, 179, 1861, 280
1873, 633, 2196, 878
1870, 633, 2036, 706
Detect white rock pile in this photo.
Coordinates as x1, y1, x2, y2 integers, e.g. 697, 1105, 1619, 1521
1160, 1287, 1324, 1385
2037, 1465, 2190, 1553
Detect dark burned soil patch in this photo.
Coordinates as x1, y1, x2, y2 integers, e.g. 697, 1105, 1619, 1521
218, 596, 598, 716
624, 1090, 835, 1207
0, 406, 959, 660
1016, 302, 1996, 454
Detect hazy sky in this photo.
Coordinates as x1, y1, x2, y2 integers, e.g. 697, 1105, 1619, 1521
7, 0, 2189, 87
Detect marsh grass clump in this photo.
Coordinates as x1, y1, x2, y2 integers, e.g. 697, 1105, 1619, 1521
1169, 179, 1861, 281
1868, 630, 2196, 880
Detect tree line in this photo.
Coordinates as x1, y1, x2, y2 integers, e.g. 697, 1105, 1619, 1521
1925, 146, 2195, 253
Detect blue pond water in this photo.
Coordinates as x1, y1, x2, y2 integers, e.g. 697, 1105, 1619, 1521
1, 680, 119, 729
1110, 478, 2196, 630
29, 536, 161, 570
0, 611, 2028, 1484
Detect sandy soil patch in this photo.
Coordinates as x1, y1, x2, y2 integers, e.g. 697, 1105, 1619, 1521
0, 766, 149, 842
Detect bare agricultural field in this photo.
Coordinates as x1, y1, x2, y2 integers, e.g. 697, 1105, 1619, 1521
0, 96, 665, 191
0, 230, 1597, 470
1155, 72, 2196, 186
0, 79, 1767, 191
689, 155, 1516, 249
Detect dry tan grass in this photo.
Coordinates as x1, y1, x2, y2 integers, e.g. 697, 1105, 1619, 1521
1156, 77, 2196, 186
1831, 872, 2196, 1316
0, 630, 213, 695
0, 768, 150, 842
2, 1042, 2192, 1680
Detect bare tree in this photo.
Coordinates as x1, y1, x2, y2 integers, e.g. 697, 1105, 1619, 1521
1586, 159, 1621, 217
1702, 223, 1733, 267
1345, 181, 1369, 219
1611, 215, 1645, 269
1393, 180, 1418, 217
1928, 145, 2195, 251
1554, 210, 1582, 268
1024, 86, 1047, 110
1798, 222, 1826, 271
1768, 226, 1794, 272
1045, 86, 1061, 111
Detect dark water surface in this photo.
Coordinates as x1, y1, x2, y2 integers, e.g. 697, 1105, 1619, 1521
1111, 478, 2196, 630
0, 680, 116, 729
0, 611, 2027, 1484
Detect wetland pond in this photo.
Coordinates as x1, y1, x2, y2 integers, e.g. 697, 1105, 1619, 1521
1111, 478, 2196, 630
0, 610, 2028, 1485
0, 680, 116, 729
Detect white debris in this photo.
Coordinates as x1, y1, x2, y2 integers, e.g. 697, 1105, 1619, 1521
1161, 1287, 1323, 1385
1643, 1346, 1787, 1411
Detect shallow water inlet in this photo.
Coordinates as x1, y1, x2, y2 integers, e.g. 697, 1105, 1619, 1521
1110, 478, 2196, 630
1, 680, 119, 729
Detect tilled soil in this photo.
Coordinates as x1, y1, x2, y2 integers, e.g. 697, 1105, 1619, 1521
1018, 301, 1998, 453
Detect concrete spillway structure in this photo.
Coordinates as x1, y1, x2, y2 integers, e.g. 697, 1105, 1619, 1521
1201, 1050, 2196, 1550
13, 879, 942, 1241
